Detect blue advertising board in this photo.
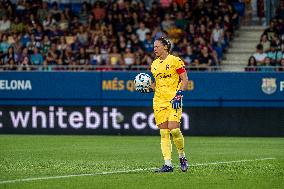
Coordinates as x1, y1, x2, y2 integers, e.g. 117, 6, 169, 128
0, 72, 283, 107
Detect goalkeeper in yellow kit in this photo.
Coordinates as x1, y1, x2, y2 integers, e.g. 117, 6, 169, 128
137, 37, 189, 172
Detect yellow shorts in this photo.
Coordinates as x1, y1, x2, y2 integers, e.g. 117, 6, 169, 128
153, 106, 182, 126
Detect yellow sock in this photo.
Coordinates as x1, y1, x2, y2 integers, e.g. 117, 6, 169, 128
160, 129, 172, 161
170, 128, 185, 156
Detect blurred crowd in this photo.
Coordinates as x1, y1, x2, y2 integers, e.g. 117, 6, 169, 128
246, 0, 284, 72
0, 0, 241, 71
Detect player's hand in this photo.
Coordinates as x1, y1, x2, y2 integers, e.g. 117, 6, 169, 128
171, 90, 183, 109
136, 86, 153, 93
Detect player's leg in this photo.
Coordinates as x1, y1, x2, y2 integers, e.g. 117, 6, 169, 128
168, 109, 189, 172
154, 108, 173, 172
158, 122, 173, 171
168, 121, 185, 157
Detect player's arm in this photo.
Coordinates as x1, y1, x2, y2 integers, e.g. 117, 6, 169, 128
178, 71, 188, 91
171, 67, 188, 109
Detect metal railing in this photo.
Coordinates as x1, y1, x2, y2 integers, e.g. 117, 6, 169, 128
0, 65, 283, 72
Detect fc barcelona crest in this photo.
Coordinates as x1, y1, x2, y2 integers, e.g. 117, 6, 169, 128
261, 78, 277, 95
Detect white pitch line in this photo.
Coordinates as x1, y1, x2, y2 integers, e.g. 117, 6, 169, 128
0, 157, 276, 185
189, 157, 276, 167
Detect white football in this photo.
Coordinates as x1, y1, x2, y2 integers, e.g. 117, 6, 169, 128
134, 73, 152, 89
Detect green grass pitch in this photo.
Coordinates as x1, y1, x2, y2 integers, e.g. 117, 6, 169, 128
0, 135, 283, 189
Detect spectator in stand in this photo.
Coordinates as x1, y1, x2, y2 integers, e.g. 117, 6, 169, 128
278, 58, 284, 72
15, 0, 26, 17
198, 37, 219, 65
160, 0, 172, 9
26, 14, 38, 34
77, 25, 89, 47
275, 1, 284, 19
63, 6, 75, 24
76, 47, 89, 66
79, 2, 90, 25
136, 22, 150, 42
18, 56, 31, 71
258, 57, 275, 72
144, 12, 159, 29
175, 11, 187, 30
152, 25, 166, 40
92, 1, 106, 21
198, 24, 211, 43
252, 44, 267, 65
195, 46, 213, 71
26, 34, 41, 54
140, 52, 153, 66
130, 33, 143, 52
90, 46, 103, 66
46, 42, 61, 66
124, 24, 135, 41
262, 20, 279, 42
49, 2, 62, 22
57, 36, 68, 52
41, 59, 52, 72
259, 34, 270, 52
161, 13, 175, 31
20, 31, 30, 48
114, 13, 126, 35
129, 12, 140, 29
210, 22, 225, 61
98, 35, 110, 64
11, 33, 23, 57
0, 3, 4, 17
186, 23, 197, 43
49, 24, 64, 42
3, 46, 17, 65
43, 13, 57, 32
271, 33, 282, 49
17, 47, 29, 65
143, 33, 154, 54
37, 2, 49, 23
70, 16, 81, 35
58, 13, 69, 34
0, 57, 4, 70
123, 47, 136, 68
0, 34, 10, 54
30, 47, 44, 66
10, 16, 25, 34
34, 24, 44, 42
108, 46, 123, 69
2, 46, 18, 64
118, 35, 127, 53
150, 1, 165, 19
182, 45, 196, 67
62, 47, 75, 67
5, 58, 17, 71
42, 35, 51, 56
0, 1, 240, 71
136, 2, 147, 19
0, 15, 11, 33
245, 56, 258, 72
223, 13, 234, 41
266, 42, 282, 66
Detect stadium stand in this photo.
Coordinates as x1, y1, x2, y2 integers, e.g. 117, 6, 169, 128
245, 0, 284, 72
0, 0, 243, 71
